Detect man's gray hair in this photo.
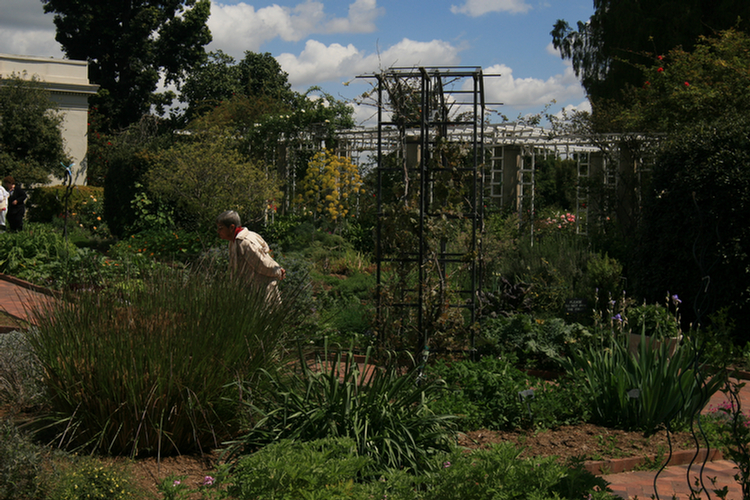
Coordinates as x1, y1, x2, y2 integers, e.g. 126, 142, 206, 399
217, 210, 241, 228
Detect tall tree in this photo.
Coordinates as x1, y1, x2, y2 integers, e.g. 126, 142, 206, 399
42, 0, 212, 132
179, 51, 296, 122
551, 0, 750, 111
0, 73, 69, 185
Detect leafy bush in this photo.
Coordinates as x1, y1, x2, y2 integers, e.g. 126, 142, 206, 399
227, 438, 616, 500
423, 443, 613, 500
228, 438, 377, 499
485, 230, 621, 317
558, 333, 726, 434
233, 345, 457, 473
428, 356, 589, 431
27, 265, 300, 456
28, 185, 104, 224
0, 418, 44, 500
108, 228, 208, 262
47, 457, 141, 500
0, 223, 78, 285
478, 314, 596, 369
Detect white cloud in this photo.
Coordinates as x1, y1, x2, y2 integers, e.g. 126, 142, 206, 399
208, 0, 383, 56
277, 37, 463, 87
481, 62, 584, 113
0, 0, 62, 58
450, 0, 531, 17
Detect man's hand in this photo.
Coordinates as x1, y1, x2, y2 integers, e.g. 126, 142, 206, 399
279, 268, 286, 280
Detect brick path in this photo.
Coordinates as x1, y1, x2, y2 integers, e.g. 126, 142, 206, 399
0, 274, 56, 330
1, 275, 749, 499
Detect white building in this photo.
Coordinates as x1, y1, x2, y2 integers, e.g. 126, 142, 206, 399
0, 53, 98, 185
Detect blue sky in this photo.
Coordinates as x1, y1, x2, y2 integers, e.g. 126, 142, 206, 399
0, 0, 594, 126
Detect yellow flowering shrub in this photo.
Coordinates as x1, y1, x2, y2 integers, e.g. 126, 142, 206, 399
295, 150, 363, 225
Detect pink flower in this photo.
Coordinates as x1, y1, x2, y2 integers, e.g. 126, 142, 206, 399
203, 476, 215, 486
173, 480, 181, 487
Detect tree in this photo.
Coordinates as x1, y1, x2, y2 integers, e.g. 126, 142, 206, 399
633, 116, 750, 341
179, 51, 295, 122
551, 0, 750, 111
0, 73, 69, 185
42, 0, 212, 132
600, 29, 750, 134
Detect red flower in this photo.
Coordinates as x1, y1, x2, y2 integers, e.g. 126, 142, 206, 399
684, 81, 690, 86
657, 67, 664, 72
657, 55, 664, 60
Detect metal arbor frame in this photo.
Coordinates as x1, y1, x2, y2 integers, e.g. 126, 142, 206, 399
357, 66, 486, 355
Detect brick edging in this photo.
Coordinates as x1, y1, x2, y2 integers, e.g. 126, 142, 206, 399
0, 274, 61, 298
585, 448, 724, 475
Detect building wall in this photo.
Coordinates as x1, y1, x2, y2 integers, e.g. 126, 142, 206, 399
0, 53, 98, 185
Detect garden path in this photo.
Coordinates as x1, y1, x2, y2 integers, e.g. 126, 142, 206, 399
0, 274, 56, 331
1, 274, 750, 499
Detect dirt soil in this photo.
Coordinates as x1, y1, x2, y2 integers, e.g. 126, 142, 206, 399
117, 424, 700, 498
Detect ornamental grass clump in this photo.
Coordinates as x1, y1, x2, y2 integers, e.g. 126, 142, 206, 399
27, 264, 300, 457
558, 331, 725, 435
231, 343, 457, 473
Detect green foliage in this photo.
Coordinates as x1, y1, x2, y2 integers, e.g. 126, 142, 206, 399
428, 356, 589, 431
706, 381, 750, 499
534, 157, 578, 211
611, 28, 750, 134
125, 183, 176, 234
228, 438, 376, 499
101, 120, 171, 237
0, 73, 68, 185
634, 114, 750, 336
0, 223, 78, 285
145, 127, 279, 234
27, 265, 299, 455
47, 458, 140, 500
0, 418, 44, 500
234, 345, 457, 473
486, 230, 621, 317
558, 333, 725, 434
44, 0, 211, 131
109, 229, 206, 262
551, 0, 750, 108
478, 314, 597, 369
28, 186, 103, 224
179, 50, 296, 121
423, 443, 612, 500
228, 438, 616, 500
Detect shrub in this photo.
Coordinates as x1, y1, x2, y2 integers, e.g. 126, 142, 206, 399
28, 185, 104, 224
428, 356, 589, 431
47, 457, 141, 500
423, 443, 613, 500
0, 418, 44, 500
27, 264, 300, 456
227, 438, 376, 499
478, 314, 596, 369
233, 345, 457, 473
0, 223, 78, 286
227, 438, 616, 500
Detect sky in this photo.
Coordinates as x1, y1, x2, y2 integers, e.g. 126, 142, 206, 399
0, 0, 594, 127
